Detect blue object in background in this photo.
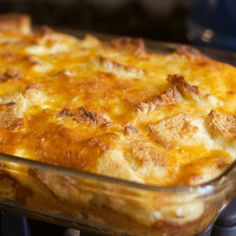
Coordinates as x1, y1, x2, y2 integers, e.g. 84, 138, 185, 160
1, 214, 31, 236
187, 0, 236, 50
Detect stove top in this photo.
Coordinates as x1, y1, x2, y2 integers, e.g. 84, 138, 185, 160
1, 198, 236, 236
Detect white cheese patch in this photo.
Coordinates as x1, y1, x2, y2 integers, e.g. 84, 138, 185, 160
0, 37, 19, 44
26, 44, 69, 55
33, 61, 53, 73
25, 88, 52, 111
207, 94, 220, 107
191, 118, 215, 149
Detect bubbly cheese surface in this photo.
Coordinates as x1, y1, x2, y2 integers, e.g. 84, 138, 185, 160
0, 14, 236, 186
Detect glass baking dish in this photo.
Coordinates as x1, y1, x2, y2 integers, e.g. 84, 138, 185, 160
0, 31, 236, 236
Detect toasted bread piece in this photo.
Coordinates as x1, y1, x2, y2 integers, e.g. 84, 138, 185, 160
149, 114, 198, 148
0, 13, 31, 34
0, 103, 23, 129
110, 37, 147, 58
137, 86, 182, 114
207, 110, 236, 140
176, 45, 208, 62
167, 74, 201, 100
94, 55, 146, 79
0, 93, 25, 129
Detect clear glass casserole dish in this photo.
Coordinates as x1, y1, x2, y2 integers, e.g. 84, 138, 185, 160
0, 31, 236, 236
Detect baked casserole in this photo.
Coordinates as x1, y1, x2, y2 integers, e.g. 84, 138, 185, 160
0, 13, 236, 236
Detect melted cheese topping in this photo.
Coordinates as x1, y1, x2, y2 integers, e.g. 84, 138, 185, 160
0, 24, 236, 187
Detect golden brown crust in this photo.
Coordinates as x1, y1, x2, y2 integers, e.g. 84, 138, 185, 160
176, 45, 208, 62
0, 69, 21, 83
167, 74, 200, 99
32, 26, 59, 45
94, 55, 146, 78
58, 107, 110, 127
0, 93, 25, 129
148, 113, 198, 148
0, 15, 234, 235
137, 86, 182, 114
0, 14, 233, 189
207, 110, 236, 140
110, 37, 147, 58
130, 140, 166, 168
123, 124, 137, 135
137, 74, 207, 114
0, 13, 31, 34
0, 103, 23, 129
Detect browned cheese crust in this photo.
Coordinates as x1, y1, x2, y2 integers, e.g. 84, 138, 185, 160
0, 14, 234, 187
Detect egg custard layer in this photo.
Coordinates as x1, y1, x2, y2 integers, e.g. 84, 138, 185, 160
0, 14, 236, 186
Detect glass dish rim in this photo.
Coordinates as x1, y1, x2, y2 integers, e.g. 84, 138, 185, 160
1, 152, 235, 194
1, 29, 236, 194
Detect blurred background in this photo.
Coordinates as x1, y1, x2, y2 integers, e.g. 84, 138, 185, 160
0, 0, 189, 43
0, 0, 235, 50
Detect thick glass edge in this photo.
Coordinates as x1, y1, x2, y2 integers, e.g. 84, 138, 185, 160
2, 28, 235, 194
1, 152, 236, 193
